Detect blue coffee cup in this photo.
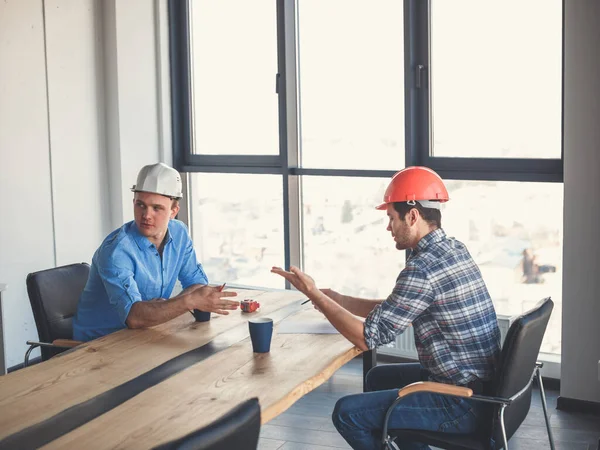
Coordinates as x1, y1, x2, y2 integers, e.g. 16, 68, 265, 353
192, 309, 211, 322
248, 317, 273, 353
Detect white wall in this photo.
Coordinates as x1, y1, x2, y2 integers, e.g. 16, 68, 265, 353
560, 0, 600, 403
0, 0, 170, 368
103, 0, 172, 225
0, 0, 59, 367
45, 0, 110, 265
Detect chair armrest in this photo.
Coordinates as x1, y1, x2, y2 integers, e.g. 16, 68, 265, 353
397, 381, 473, 399
24, 339, 83, 367
382, 381, 473, 448
53, 339, 83, 348
26, 340, 58, 349
26, 340, 82, 349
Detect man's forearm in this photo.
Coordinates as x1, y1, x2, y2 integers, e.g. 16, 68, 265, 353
126, 296, 190, 328
312, 291, 370, 351
340, 295, 385, 318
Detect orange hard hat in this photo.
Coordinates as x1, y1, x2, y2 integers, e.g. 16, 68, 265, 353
376, 166, 449, 210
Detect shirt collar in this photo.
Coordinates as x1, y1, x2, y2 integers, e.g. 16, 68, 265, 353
129, 221, 173, 250
164, 226, 173, 245
414, 228, 446, 254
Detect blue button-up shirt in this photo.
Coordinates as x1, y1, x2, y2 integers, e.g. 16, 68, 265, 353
73, 220, 208, 341
364, 228, 501, 385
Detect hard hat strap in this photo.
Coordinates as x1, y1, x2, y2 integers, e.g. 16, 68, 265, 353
407, 199, 442, 210
417, 200, 442, 210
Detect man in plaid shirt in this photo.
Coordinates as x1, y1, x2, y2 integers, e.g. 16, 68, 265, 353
272, 167, 501, 450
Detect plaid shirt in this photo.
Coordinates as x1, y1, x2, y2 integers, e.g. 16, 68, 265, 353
364, 228, 501, 386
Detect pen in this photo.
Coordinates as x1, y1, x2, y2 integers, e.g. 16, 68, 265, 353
301, 299, 311, 305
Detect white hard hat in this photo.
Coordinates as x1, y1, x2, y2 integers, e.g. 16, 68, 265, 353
131, 163, 183, 199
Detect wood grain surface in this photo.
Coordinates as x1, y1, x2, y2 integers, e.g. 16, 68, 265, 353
0, 289, 361, 449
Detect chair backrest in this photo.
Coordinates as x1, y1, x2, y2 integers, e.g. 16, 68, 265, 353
153, 397, 261, 450
26, 263, 90, 360
490, 297, 554, 443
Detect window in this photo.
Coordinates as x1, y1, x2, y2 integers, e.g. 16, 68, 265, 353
430, 0, 562, 159
297, 0, 405, 170
188, 0, 279, 155
189, 173, 285, 289
171, 0, 563, 359
443, 181, 563, 354
421, 0, 563, 357
302, 176, 405, 298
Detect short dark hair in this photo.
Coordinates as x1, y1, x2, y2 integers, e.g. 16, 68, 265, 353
393, 201, 442, 229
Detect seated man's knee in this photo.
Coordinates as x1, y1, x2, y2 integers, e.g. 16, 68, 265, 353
332, 397, 344, 429
332, 395, 355, 431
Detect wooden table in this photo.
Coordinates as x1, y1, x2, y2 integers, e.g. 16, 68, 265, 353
0, 288, 362, 449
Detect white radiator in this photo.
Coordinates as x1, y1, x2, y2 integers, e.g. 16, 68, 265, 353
377, 315, 512, 359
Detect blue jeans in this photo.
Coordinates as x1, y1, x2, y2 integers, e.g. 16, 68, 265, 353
332, 363, 485, 450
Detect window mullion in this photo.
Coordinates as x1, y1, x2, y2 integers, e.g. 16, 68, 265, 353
280, 0, 302, 287
405, 0, 431, 167
168, 0, 193, 169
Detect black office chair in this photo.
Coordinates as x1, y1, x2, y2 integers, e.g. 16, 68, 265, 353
153, 397, 261, 450
24, 262, 89, 366
382, 297, 555, 450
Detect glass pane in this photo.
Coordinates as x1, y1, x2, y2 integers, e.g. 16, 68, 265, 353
189, 174, 284, 288
443, 181, 563, 354
430, 0, 562, 158
297, 1, 405, 170
302, 176, 405, 298
189, 1, 279, 155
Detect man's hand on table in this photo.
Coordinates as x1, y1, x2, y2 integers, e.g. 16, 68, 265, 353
184, 285, 239, 315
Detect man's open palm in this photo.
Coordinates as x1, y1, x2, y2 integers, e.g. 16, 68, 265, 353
271, 266, 317, 297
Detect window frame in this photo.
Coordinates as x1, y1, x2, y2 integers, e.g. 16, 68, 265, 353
412, 0, 564, 182
168, 0, 408, 280
168, 0, 565, 363
170, 0, 564, 178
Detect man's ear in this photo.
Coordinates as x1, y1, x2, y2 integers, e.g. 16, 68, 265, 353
170, 203, 180, 219
408, 208, 420, 226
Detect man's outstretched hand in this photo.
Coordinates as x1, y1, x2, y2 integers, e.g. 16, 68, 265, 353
271, 266, 318, 298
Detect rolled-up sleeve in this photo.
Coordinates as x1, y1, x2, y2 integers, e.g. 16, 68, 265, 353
97, 254, 142, 326
178, 232, 209, 289
364, 264, 434, 349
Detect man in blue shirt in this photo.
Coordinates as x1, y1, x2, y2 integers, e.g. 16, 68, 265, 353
272, 167, 501, 450
73, 163, 239, 341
